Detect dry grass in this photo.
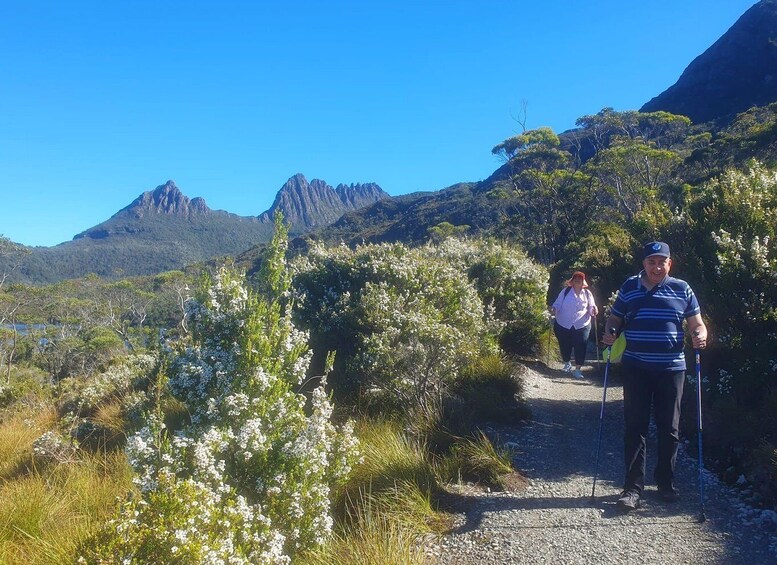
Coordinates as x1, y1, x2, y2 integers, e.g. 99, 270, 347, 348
313, 418, 451, 565
0, 406, 57, 479
301, 488, 432, 565
0, 405, 133, 564
0, 451, 133, 564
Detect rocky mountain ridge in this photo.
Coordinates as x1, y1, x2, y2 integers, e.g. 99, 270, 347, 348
641, 0, 777, 124
116, 180, 211, 218
258, 174, 387, 233
74, 181, 231, 241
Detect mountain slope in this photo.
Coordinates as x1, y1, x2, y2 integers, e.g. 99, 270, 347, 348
641, 0, 777, 124
14, 181, 273, 283
299, 182, 512, 247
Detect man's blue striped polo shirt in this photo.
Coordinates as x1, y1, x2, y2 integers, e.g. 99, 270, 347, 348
611, 271, 700, 371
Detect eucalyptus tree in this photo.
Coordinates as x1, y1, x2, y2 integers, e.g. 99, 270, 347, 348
492, 127, 598, 262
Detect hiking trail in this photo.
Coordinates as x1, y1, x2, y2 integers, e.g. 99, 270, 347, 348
427, 362, 777, 564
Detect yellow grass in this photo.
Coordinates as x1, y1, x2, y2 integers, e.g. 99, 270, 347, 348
301, 489, 432, 565
0, 406, 133, 564
0, 406, 57, 479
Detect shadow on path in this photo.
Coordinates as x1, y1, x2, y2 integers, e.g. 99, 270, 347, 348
441, 492, 710, 534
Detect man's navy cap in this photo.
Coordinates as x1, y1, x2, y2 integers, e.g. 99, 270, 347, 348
643, 241, 670, 259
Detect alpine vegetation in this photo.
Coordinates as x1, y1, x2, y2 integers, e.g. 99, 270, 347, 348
79, 215, 359, 564
292, 238, 547, 422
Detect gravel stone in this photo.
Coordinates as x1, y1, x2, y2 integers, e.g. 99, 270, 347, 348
426, 363, 777, 564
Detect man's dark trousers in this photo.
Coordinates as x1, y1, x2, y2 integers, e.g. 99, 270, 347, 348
622, 366, 685, 493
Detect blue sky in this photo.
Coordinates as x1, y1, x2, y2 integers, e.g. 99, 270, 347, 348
0, 0, 757, 247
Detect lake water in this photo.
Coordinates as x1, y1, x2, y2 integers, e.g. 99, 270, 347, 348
0, 324, 46, 336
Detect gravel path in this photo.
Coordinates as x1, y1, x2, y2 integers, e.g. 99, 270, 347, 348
428, 362, 777, 565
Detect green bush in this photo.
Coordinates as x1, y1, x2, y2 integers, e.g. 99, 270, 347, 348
294, 241, 495, 415
452, 354, 530, 425
431, 238, 549, 355
293, 238, 547, 414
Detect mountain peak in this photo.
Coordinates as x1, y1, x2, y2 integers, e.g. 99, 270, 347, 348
259, 173, 388, 232
641, 0, 777, 124
72, 181, 212, 242
122, 180, 210, 218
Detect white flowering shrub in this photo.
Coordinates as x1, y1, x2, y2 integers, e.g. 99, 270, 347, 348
293, 239, 546, 416
294, 242, 487, 411
53, 353, 159, 450
78, 353, 158, 411
79, 215, 359, 564
678, 163, 777, 504
32, 430, 78, 465
430, 238, 549, 353
685, 165, 777, 397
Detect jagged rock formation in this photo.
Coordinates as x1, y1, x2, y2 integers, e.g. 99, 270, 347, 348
641, 0, 777, 124
119, 180, 210, 218
259, 173, 388, 233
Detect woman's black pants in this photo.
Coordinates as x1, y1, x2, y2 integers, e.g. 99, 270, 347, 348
553, 321, 590, 365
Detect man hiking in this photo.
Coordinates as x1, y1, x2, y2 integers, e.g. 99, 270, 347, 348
602, 241, 708, 511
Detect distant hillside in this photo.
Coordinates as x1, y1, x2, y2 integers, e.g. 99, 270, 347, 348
258, 174, 388, 234
641, 0, 777, 124
5, 176, 387, 284
296, 182, 510, 248
11, 181, 272, 284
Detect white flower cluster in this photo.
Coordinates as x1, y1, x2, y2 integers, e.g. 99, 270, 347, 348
102, 264, 358, 564
32, 430, 77, 465
79, 353, 157, 410
717, 368, 734, 396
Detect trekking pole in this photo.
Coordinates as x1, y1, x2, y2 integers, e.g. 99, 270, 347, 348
694, 329, 707, 523
547, 314, 553, 367
590, 327, 616, 502
594, 315, 601, 373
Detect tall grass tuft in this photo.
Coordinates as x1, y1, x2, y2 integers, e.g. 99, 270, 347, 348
322, 418, 448, 564
0, 403, 133, 564
300, 489, 430, 565
437, 430, 518, 490
344, 419, 439, 502
452, 354, 530, 425
0, 406, 57, 479
0, 451, 132, 565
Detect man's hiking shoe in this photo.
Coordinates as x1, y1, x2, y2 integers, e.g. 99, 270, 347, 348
616, 490, 641, 511
657, 486, 680, 502
572, 368, 584, 379
562, 361, 572, 372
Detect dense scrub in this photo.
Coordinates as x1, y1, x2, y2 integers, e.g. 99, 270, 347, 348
1, 217, 542, 562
